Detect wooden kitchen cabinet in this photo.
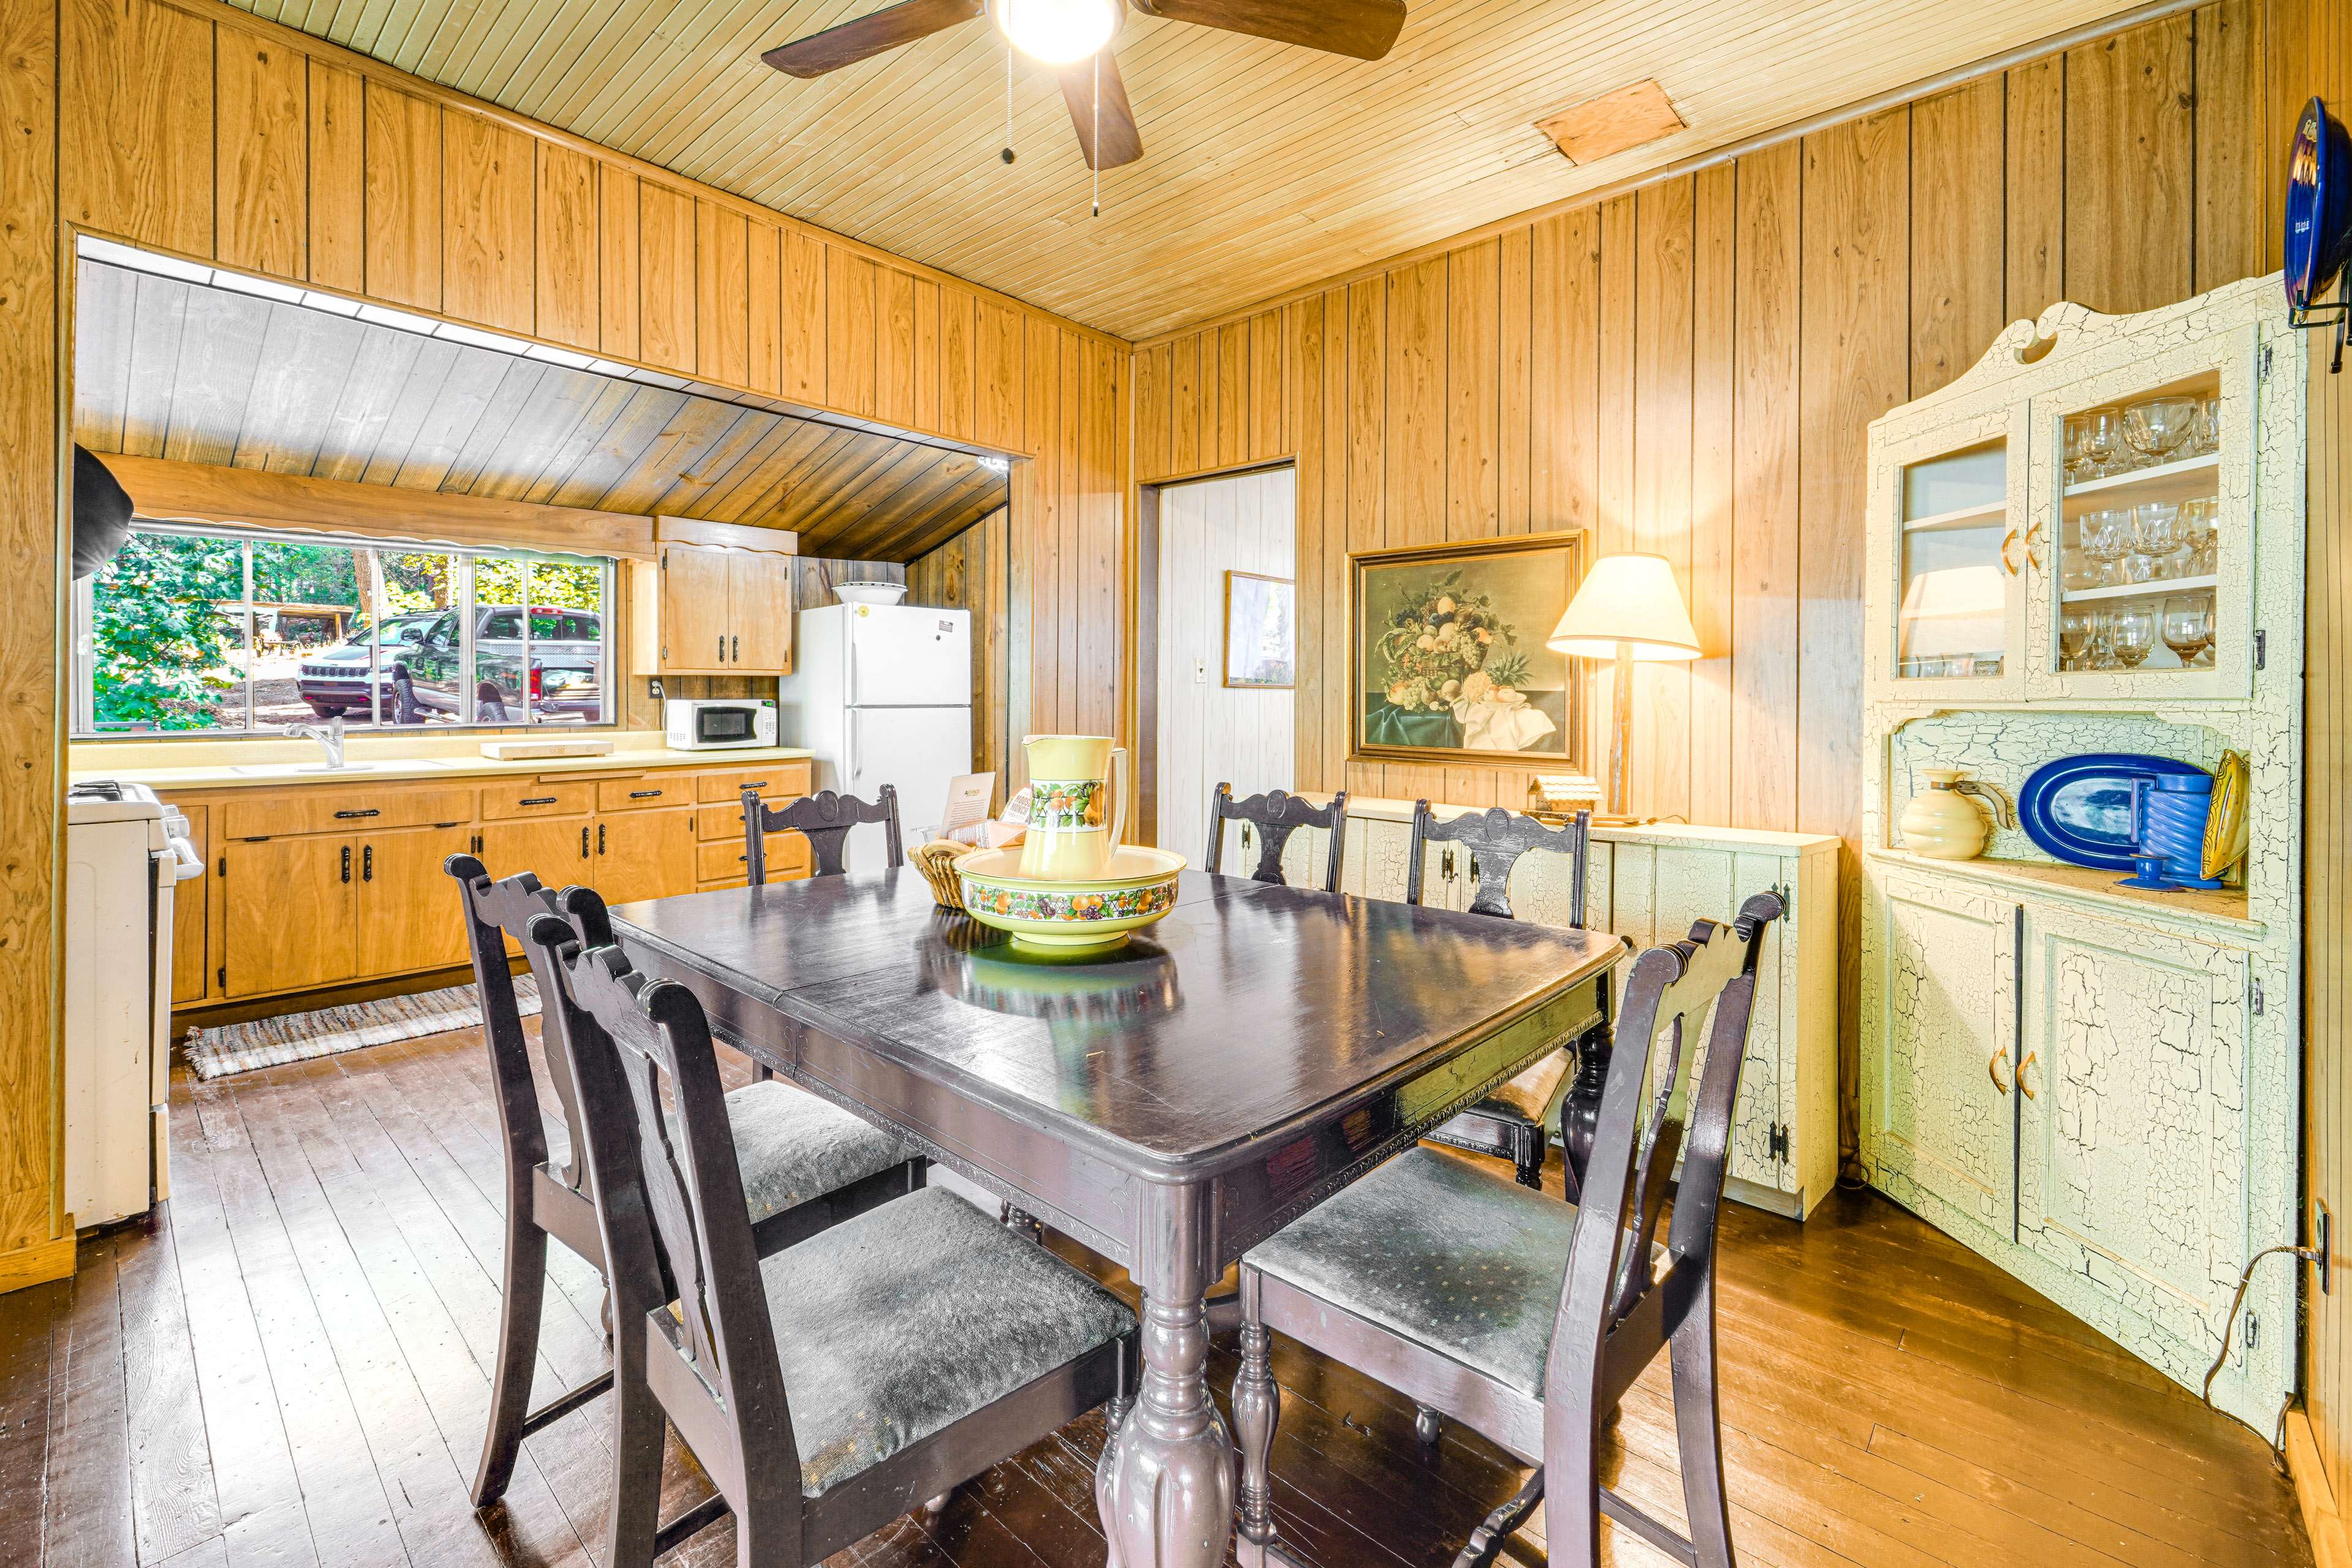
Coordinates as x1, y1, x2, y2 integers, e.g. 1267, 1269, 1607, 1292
358, 826, 478, 977
629, 519, 798, 677
590, 807, 698, 905
220, 836, 358, 997
162, 753, 808, 1014
172, 804, 209, 1006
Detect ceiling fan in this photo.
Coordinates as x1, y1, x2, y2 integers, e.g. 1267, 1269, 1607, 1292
760, 0, 1408, 171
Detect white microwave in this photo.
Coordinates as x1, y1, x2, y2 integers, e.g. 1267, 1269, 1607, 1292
665, 698, 776, 750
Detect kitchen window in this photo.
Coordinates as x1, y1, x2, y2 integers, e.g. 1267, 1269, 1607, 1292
72, 523, 614, 736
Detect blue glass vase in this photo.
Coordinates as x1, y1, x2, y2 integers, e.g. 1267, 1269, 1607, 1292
2117, 773, 2223, 890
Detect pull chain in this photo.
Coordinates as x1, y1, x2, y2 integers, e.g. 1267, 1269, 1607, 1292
1091, 53, 1101, 216
1000, 43, 1016, 164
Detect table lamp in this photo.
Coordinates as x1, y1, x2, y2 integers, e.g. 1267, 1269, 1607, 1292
1547, 552, 1702, 823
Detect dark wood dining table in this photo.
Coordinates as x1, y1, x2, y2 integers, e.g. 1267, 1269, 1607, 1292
609, 865, 1623, 1568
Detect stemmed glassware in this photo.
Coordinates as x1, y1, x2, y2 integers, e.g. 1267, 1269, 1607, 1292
2132, 502, 2184, 581
2075, 407, 2125, 480
2122, 396, 2198, 469
2059, 607, 2093, 671
2194, 392, 2222, 456
2179, 498, 2218, 574
2162, 595, 2214, 668
2110, 607, 2157, 668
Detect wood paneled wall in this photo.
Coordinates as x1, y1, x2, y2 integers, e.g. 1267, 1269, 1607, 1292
1131, 0, 2283, 1177
62, 0, 1120, 453
2, 0, 1126, 1283
2293, 0, 2352, 1536
909, 508, 1012, 785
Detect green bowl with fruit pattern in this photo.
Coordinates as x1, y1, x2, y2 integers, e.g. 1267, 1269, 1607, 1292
953, 845, 1187, 952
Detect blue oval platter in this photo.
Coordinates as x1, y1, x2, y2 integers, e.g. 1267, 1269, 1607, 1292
2018, 753, 2212, 871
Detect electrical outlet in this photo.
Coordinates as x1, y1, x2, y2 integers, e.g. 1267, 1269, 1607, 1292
1194, 658, 1208, 685
647, 677, 666, 702
2318, 1201, 2333, 1295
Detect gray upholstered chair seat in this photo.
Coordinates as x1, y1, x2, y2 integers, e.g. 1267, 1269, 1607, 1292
1471, 1047, 1574, 1126
752, 1186, 1135, 1497
1246, 1147, 1664, 1398
722, 1079, 913, 1224
549, 1079, 912, 1225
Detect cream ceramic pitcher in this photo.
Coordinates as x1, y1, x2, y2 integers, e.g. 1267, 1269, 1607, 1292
1020, 735, 1129, 880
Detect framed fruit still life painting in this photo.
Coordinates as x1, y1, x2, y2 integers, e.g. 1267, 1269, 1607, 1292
1348, 532, 1584, 768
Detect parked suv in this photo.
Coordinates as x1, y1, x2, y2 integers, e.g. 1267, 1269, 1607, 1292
392, 605, 605, 723
294, 611, 440, 718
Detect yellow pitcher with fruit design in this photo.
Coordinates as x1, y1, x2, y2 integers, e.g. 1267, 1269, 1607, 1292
1020, 735, 1128, 881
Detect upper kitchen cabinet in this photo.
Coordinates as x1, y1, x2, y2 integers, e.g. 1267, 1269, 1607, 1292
628, 518, 800, 677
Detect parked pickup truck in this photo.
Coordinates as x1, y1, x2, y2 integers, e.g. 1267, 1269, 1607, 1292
296, 605, 604, 723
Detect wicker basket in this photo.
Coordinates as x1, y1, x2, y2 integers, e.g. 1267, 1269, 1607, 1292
913, 840, 969, 910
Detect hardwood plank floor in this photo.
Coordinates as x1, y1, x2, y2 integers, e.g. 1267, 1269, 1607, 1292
0, 1022, 2312, 1568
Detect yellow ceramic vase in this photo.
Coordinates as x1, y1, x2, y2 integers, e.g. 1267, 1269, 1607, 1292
1020, 734, 1129, 881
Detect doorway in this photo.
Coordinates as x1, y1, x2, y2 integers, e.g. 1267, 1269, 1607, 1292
1146, 466, 1297, 860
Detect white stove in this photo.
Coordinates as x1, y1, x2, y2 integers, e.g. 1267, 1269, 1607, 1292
65, 778, 202, 1226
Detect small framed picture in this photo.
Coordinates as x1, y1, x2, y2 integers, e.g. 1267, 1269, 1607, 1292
1223, 570, 1296, 689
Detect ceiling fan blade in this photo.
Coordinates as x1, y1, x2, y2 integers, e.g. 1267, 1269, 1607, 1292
1057, 50, 1143, 170
761, 0, 983, 78
1134, 0, 1405, 59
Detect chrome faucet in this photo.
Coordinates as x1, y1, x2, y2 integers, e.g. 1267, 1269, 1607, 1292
282, 714, 349, 769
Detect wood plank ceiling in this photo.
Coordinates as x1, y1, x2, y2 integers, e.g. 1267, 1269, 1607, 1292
206, 0, 2150, 338
72, 259, 1008, 561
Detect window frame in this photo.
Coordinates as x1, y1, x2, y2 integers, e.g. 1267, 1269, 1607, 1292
72, 521, 617, 740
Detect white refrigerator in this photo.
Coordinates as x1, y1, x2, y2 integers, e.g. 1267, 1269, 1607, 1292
778, 603, 973, 871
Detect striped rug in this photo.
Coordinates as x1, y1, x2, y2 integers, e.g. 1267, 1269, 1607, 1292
185, 976, 538, 1080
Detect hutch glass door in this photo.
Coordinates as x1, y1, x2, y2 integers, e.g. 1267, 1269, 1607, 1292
1886, 414, 2027, 703
2025, 323, 2259, 702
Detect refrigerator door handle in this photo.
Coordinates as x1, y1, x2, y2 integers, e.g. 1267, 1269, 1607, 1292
845, 716, 857, 786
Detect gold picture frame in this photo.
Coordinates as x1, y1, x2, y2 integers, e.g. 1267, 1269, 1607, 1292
1348, 530, 1585, 770
1223, 570, 1296, 689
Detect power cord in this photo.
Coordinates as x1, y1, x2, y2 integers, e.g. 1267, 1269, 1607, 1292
2203, 1242, 2323, 1472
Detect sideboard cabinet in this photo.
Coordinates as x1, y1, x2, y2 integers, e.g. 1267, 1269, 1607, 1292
1858, 275, 2302, 1428
1246, 797, 1841, 1219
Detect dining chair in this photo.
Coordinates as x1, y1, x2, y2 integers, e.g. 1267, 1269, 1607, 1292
741, 784, 905, 883
1204, 783, 1349, 892
530, 890, 1137, 1567
445, 855, 925, 1512
1406, 803, 1602, 1193
1233, 892, 1784, 1568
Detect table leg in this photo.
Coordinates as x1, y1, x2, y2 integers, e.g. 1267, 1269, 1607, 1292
1098, 1182, 1233, 1568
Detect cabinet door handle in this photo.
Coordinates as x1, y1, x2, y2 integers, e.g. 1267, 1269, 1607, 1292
581, 825, 590, 859
1988, 1047, 2012, 1094
1999, 528, 2022, 576
363, 845, 374, 882
598, 823, 607, 855
334, 807, 381, 820
717, 633, 726, 664
732, 634, 740, 663
630, 789, 663, 799
740, 779, 768, 791
341, 845, 352, 883
520, 796, 557, 807
2016, 1050, 2038, 1100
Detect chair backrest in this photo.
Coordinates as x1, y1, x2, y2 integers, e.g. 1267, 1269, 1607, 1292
1204, 784, 1349, 892
530, 891, 797, 1477
742, 784, 905, 882
1404, 802, 1590, 926
1543, 891, 1783, 1400
444, 852, 614, 1194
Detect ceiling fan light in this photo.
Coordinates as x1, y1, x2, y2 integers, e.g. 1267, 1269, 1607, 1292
992, 0, 1117, 64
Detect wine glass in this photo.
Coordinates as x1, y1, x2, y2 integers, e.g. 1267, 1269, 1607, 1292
2086, 608, 2116, 670
2179, 497, 2218, 574
2133, 502, 2184, 579
2123, 396, 2198, 467
2063, 414, 2094, 485
2059, 607, 2092, 671
2111, 606, 2157, 669
2083, 509, 2131, 582
2162, 595, 2213, 668
2080, 406, 2125, 478
2196, 392, 2222, 456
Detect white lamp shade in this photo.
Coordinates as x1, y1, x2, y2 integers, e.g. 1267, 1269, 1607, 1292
1547, 552, 1702, 662
991, 0, 1118, 62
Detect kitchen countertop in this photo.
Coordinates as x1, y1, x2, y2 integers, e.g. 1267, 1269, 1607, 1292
69, 732, 815, 793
